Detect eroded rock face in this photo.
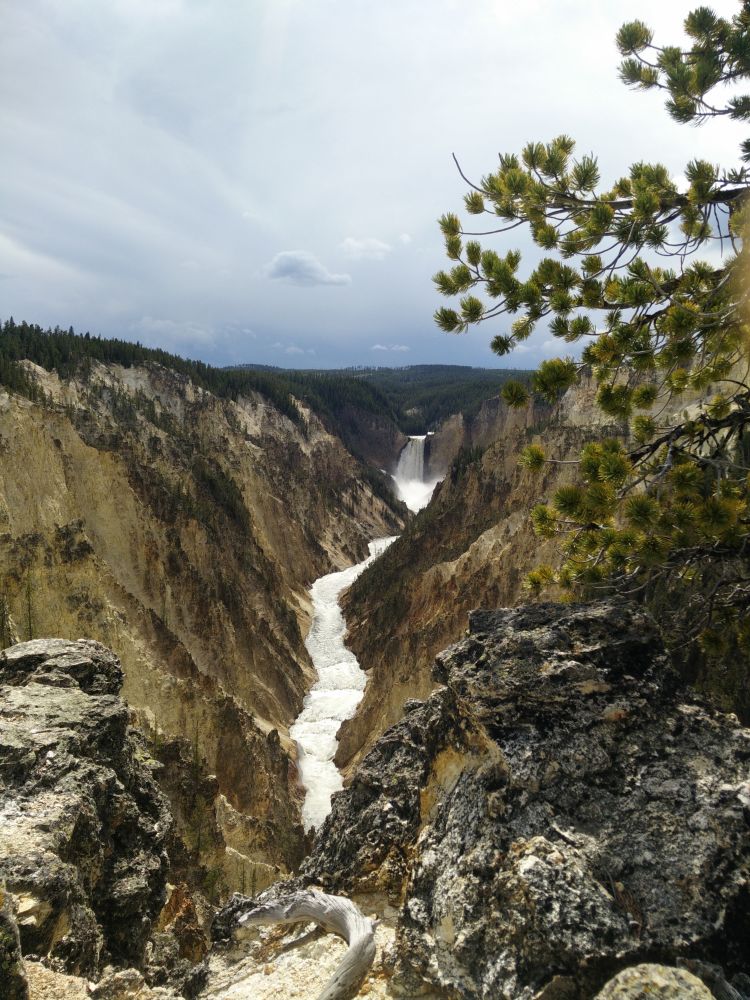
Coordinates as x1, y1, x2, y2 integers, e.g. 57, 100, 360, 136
303, 602, 750, 999
0, 639, 171, 978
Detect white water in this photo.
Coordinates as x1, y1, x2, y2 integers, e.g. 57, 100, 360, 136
393, 435, 442, 512
290, 536, 397, 831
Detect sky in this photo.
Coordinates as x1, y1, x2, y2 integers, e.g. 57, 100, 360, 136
1, 0, 746, 369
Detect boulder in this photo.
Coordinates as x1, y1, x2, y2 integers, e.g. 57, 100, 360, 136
594, 964, 713, 998
0, 639, 171, 978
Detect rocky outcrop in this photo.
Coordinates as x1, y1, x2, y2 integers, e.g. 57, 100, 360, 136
300, 601, 750, 999
0, 639, 172, 978
0, 361, 403, 888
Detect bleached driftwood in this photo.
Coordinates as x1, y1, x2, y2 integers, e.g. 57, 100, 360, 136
238, 888, 376, 1000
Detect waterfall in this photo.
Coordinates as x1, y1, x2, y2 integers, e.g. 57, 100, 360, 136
393, 435, 441, 512
395, 435, 426, 483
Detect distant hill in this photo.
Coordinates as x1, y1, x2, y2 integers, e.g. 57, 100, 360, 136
227, 363, 534, 434
0, 321, 532, 441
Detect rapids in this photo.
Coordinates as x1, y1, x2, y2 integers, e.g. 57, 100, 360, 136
290, 536, 397, 831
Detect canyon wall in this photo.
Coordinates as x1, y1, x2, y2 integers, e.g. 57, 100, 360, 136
0, 361, 403, 892
336, 379, 625, 774
339, 370, 750, 775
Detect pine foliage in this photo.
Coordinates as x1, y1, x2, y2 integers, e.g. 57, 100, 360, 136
435, 4, 750, 652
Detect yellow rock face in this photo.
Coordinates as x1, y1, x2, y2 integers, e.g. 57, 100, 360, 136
0, 362, 402, 888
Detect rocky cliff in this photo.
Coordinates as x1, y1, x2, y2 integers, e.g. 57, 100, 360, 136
0, 640, 170, 978
336, 379, 620, 773
0, 638, 220, 999
296, 601, 750, 999
203, 601, 750, 999
331, 403, 408, 472
0, 361, 403, 893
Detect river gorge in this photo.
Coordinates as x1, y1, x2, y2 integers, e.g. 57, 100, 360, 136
1, 355, 748, 1000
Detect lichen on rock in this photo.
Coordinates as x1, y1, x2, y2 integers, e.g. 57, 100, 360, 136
593, 964, 714, 998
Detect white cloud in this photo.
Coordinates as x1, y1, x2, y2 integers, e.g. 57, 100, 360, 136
264, 250, 351, 287
285, 345, 305, 354
341, 237, 392, 260
399, 233, 412, 245
372, 343, 410, 352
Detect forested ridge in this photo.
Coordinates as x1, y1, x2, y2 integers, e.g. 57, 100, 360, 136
1, 319, 531, 436
0, 319, 403, 430
0, 318, 307, 423
231, 362, 534, 433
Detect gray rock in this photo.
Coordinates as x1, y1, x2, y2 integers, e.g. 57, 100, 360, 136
594, 964, 713, 998
304, 601, 750, 999
301, 685, 481, 900
0, 637, 123, 694
0, 639, 171, 978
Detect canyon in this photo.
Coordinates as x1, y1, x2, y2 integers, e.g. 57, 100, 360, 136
0, 353, 748, 999
0, 358, 403, 897
336, 380, 617, 774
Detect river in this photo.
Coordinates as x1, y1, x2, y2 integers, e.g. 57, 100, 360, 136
290, 536, 397, 832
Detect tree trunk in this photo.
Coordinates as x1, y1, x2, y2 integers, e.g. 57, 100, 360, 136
238, 889, 376, 1000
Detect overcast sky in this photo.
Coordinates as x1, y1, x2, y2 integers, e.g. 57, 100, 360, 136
1, 1, 746, 369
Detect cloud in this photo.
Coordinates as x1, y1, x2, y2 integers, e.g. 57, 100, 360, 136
4, 0, 742, 369
264, 250, 351, 287
372, 343, 410, 352
340, 237, 392, 260
285, 345, 305, 354
132, 315, 214, 346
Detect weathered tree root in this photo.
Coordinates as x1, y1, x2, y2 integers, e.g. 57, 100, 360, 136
238, 889, 376, 1000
